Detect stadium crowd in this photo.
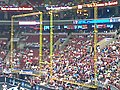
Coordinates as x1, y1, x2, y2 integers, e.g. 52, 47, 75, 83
0, 28, 119, 89
0, 0, 119, 90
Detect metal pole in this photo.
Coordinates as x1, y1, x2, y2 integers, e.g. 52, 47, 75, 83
50, 11, 53, 77
10, 16, 14, 69
10, 12, 41, 70
13, 12, 41, 18
39, 12, 43, 76
94, 4, 98, 85
52, 78, 97, 88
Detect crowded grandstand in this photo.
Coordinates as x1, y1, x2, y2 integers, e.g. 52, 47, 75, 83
0, 0, 119, 90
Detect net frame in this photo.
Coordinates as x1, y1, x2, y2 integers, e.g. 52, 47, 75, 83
10, 7, 98, 88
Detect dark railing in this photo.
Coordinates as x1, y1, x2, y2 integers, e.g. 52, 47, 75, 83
0, 76, 54, 90
0, 76, 119, 90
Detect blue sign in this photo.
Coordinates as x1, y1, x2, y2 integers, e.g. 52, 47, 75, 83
77, 19, 110, 24
73, 17, 120, 24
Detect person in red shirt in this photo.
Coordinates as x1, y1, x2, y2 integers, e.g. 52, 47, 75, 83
107, 85, 111, 90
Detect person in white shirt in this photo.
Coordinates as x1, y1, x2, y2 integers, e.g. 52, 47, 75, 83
104, 77, 110, 86
2, 83, 7, 90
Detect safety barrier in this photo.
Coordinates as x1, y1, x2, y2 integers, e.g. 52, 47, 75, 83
0, 76, 54, 90
0, 76, 119, 90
